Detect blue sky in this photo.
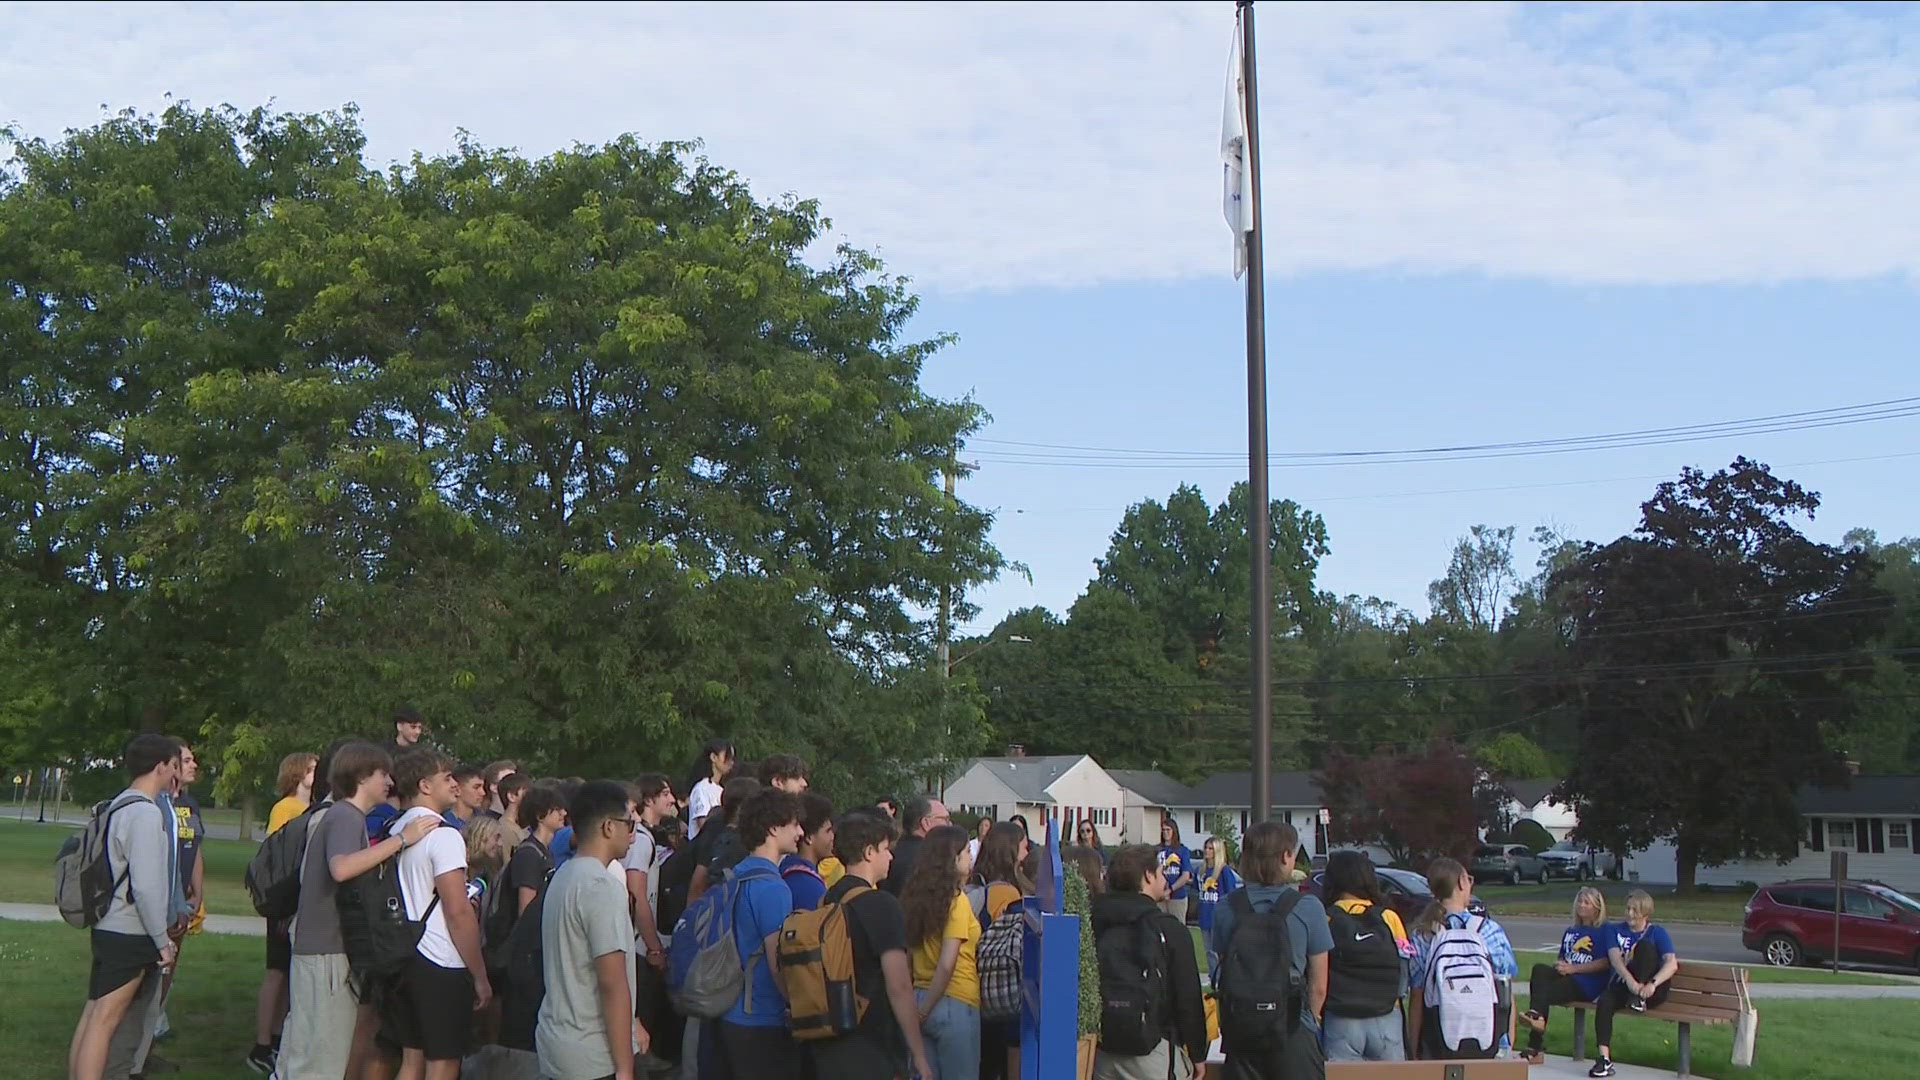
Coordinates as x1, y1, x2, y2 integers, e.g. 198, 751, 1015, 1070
4, 1, 1916, 627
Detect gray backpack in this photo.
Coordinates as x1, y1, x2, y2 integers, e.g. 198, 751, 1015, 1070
54, 792, 149, 928
668, 864, 778, 1019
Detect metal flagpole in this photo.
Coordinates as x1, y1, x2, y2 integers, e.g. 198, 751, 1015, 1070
1239, 0, 1273, 826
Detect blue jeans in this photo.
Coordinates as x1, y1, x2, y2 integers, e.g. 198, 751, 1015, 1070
1323, 1010, 1406, 1061
915, 990, 980, 1080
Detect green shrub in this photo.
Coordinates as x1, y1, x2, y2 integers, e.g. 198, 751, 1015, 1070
1511, 819, 1555, 854
1063, 858, 1100, 1036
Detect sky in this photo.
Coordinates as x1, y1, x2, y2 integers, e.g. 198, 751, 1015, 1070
4, 1, 1917, 630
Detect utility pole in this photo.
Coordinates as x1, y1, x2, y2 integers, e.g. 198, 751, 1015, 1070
1237, 0, 1274, 825
938, 444, 955, 678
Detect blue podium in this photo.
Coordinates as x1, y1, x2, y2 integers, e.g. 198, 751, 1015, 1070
1020, 817, 1081, 1080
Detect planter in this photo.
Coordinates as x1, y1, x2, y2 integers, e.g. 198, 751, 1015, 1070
1077, 1033, 1097, 1080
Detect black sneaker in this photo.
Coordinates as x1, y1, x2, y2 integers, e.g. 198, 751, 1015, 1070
1588, 1057, 1617, 1077
245, 1045, 276, 1074
1629, 994, 1649, 1013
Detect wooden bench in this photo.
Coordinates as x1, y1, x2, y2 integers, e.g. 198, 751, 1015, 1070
1566, 961, 1756, 1077
1326, 1063, 1529, 1078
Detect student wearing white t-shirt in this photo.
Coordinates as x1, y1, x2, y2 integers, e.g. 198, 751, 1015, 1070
624, 774, 678, 1070
682, 738, 734, 840
382, 747, 492, 1079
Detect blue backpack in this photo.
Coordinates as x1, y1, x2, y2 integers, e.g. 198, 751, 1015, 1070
667, 864, 779, 1019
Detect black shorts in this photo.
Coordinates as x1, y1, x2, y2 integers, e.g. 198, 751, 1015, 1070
380, 956, 477, 1061
265, 915, 293, 972
89, 929, 160, 1000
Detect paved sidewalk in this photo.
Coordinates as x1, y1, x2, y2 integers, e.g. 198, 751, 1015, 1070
0, 901, 266, 936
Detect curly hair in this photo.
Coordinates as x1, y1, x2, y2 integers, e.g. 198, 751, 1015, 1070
900, 825, 969, 948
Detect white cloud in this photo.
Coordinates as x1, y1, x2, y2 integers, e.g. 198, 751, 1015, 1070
4, 1, 1919, 290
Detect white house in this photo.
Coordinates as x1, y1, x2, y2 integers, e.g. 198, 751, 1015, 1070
1107, 769, 1197, 848
1502, 779, 1578, 842
1623, 776, 1920, 893
941, 753, 1129, 843
1174, 771, 1330, 858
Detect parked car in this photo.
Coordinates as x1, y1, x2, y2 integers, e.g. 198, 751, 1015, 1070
1742, 879, 1920, 971
1306, 864, 1489, 924
1471, 843, 1549, 886
1537, 839, 1619, 881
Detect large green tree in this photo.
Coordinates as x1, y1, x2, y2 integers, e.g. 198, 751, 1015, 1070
1551, 459, 1889, 888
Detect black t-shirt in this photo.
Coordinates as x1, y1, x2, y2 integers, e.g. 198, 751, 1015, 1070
881, 834, 921, 895
825, 874, 908, 1057
697, 824, 746, 876
173, 792, 205, 884
502, 836, 554, 912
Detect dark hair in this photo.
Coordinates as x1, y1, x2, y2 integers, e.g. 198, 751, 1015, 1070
834, 809, 899, 868
392, 705, 423, 729
797, 791, 835, 838
875, 795, 900, 815
498, 772, 530, 804
757, 753, 808, 787
1106, 843, 1158, 894
555, 777, 585, 806
904, 795, 936, 834
1159, 816, 1181, 844
685, 737, 735, 793
634, 772, 671, 806
1064, 844, 1107, 896
124, 734, 181, 780
1009, 814, 1029, 836
326, 740, 392, 801
901, 825, 969, 947
737, 789, 803, 849
1324, 850, 1385, 906
719, 776, 763, 825
392, 746, 453, 804
1075, 819, 1104, 851
517, 783, 565, 830
656, 815, 687, 848
569, 780, 631, 839
1241, 821, 1299, 886
975, 821, 1031, 892
453, 761, 485, 785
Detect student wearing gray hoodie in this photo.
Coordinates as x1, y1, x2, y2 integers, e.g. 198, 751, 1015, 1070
68, 734, 181, 1080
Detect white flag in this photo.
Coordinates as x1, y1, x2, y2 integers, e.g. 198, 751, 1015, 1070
1221, 9, 1253, 278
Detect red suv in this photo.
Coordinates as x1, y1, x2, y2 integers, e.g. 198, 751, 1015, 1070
1742, 879, 1920, 971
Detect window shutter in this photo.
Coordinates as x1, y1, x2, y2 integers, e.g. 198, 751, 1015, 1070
1193, 811, 1201, 834
1914, 819, 1920, 856
1868, 818, 1886, 854
1808, 817, 1824, 852
1856, 818, 1872, 853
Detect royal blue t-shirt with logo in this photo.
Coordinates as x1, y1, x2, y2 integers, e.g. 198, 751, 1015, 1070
723, 856, 796, 1027
1196, 864, 1242, 932
1157, 844, 1194, 900
1559, 925, 1610, 1000
1607, 920, 1675, 967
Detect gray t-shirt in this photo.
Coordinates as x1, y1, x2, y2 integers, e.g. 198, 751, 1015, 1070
537, 855, 637, 1080
293, 801, 369, 956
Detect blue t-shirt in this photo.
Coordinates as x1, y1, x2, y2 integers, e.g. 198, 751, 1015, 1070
551, 825, 576, 870
1158, 844, 1195, 899
1607, 921, 1674, 967
365, 801, 399, 844
1559, 925, 1610, 1000
443, 809, 468, 830
779, 854, 827, 912
723, 856, 795, 1027
1196, 865, 1242, 933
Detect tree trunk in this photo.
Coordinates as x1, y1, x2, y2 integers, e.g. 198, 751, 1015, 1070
1675, 833, 1698, 891
240, 793, 256, 842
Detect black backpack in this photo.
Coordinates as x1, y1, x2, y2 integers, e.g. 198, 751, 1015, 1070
1095, 905, 1172, 1056
245, 803, 323, 918
1325, 904, 1403, 1019
1217, 889, 1301, 1050
336, 819, 440, 982
654, 842, 696, 935
498, 880, 553, 1052
484, 838, 552, 973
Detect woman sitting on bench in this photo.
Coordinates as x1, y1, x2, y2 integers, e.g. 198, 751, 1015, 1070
1588, 889, 1678, 1078
1519, 886, 1611, 1065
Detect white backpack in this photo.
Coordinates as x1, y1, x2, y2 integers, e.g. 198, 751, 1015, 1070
1425, 915, 1497, 1054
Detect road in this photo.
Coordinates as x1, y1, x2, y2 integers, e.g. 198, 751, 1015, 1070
1501, 915, 1918, 978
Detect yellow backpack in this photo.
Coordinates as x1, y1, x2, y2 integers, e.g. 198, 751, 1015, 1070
776, 884, 870, 1040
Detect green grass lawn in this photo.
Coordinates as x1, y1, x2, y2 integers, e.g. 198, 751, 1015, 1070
1523, 997, 1914, 1079
1, 918, 265, 1079
0, 817, 260, 918
1484, 880, 1753, 924
1511, 950, 1905, 987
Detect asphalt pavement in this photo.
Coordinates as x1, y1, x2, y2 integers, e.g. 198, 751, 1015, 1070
1500, 914, 1919, 979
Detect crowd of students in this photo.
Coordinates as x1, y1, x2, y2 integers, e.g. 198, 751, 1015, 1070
65, 718, 1677, 1080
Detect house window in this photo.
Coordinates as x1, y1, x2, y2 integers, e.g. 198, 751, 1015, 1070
1828, 820, 1856, 850
1891, 821, 1911, 851
960, 804, 996, 821
1089, 807, 1115, 827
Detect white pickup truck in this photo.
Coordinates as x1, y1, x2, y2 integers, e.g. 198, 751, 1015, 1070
1538, 839, 1620, 880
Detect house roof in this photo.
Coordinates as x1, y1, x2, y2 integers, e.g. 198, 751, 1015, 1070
1183, 770, 1323, 809
1798, 775, 1920, 817
1107, 769, 1197, 809
1504, 779, 1562, 809
964, 756, 1088, 803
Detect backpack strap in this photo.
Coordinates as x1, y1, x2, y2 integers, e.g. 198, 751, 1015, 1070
99, 792, 151, 908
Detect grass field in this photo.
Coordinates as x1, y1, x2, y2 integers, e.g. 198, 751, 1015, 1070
1482, 881, 1753, 924
0, 817, 260, 917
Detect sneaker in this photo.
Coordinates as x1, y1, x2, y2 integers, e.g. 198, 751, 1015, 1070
1588, 1057, 1617, 1077
245, 1045, 277, 1074
1629, 995, 1649, 1013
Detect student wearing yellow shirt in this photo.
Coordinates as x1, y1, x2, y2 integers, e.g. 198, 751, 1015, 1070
1323, 850, 1414, 1062
251, 751, 317, 1071
900, 825, 980, 1080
